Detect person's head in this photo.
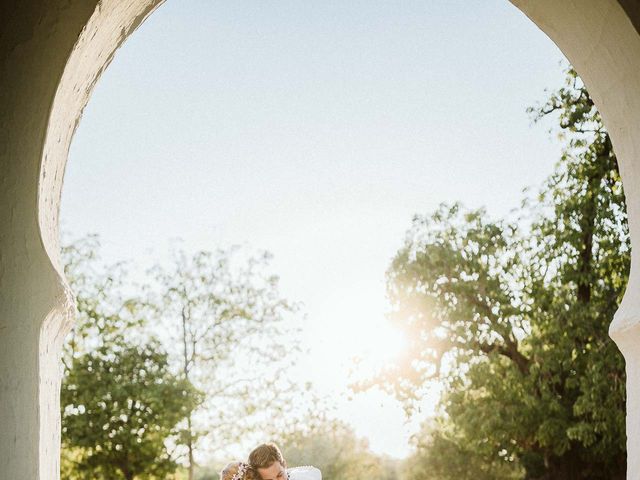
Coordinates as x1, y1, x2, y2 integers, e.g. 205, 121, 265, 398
220, 462, 256, 480
248, 443, 288, 480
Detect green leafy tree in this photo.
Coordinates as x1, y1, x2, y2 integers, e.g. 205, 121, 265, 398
62, 342, 201, 480
61, 237, 202, 480
61, 239, 301, 478
401, 419, 523, 480
150, 247, 299, 480
380, 68, 627, 479
282, 414, 398, 480
62, 235, 142, 359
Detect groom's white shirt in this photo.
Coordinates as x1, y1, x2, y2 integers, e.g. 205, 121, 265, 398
287, 466, 321, 480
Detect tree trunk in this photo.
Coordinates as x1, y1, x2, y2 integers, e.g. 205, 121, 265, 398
120, 464, 135, 480
187, 412, 195, 480
181, 306, 195, 480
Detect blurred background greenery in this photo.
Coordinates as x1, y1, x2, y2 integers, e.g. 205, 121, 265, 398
60, 67, 627, 480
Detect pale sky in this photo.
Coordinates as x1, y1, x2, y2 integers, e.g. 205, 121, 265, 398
61, 0, 568, 460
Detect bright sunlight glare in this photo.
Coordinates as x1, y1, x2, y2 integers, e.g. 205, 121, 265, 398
295, 281, 406, 388
347, 315, 408, 378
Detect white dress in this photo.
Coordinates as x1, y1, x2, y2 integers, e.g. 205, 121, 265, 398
287, 466, 322, 480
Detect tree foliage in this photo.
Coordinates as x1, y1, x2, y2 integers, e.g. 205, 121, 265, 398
401, 419, 523, 480
149, 247, 298, 477
385, 69, 628, 479
282, 414, 398, 480
62, 342, 200, 480
60, 239, 300, 479
61, 237, 201, 480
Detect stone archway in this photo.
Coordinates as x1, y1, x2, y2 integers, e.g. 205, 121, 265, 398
1, 1, 640, 478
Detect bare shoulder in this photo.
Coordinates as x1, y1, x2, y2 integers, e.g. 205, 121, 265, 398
287, 466, 322, 480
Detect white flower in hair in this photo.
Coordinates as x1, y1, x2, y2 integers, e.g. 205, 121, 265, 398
287, 466, 322, 480
231, 462, 251, 480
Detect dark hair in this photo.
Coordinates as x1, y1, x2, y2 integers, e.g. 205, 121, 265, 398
249, 443, 286, 469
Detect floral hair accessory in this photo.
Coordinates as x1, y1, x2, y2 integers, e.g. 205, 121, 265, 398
231, 462, 251, 480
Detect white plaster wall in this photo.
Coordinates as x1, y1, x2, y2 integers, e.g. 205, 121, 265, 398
0, 1, 161, 479
1, 0, 640, 478
0, 3, 95, 477
39, 4, 165, 477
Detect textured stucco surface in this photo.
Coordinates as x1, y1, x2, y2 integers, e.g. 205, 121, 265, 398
0, 2, 96, 478
0, 1, 161, 479
0, 0, 639, 478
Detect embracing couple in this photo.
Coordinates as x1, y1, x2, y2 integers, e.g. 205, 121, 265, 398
220, 443, 321, 480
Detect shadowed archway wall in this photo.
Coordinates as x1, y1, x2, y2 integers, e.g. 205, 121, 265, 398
1, 0, 640, 478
